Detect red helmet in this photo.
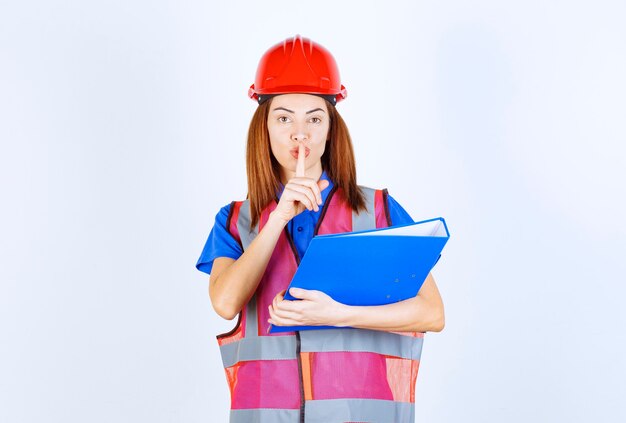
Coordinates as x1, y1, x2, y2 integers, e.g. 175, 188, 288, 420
248, 34, 347, 105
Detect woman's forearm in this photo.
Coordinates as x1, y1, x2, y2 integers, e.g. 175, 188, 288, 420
210, 174, 328, 320
335, 294, 445, 332
209, 211, 287, 319
334, 273, 445, 332
269, 273, 445, 332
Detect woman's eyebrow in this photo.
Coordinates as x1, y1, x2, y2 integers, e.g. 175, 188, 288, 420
272, 107, 326, 114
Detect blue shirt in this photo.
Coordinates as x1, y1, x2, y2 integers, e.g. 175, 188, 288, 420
196, 171, 413, 275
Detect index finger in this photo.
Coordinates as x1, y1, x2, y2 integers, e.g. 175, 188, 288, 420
296, 143, 305, 177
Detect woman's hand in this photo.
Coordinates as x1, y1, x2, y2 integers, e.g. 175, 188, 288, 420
272, 177, 329, 223
271, 144, 330, 224
268, 287, 346, 327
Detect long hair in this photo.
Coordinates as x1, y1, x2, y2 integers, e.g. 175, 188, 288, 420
246, 98, 367, 229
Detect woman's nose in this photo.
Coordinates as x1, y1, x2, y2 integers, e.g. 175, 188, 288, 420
291, 122, 308, 142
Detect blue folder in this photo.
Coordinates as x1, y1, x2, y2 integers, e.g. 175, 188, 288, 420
269, 217, 450, 333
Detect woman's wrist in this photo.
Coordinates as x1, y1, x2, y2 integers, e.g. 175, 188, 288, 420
267, 210, 290, 229
332, 303, 353, 327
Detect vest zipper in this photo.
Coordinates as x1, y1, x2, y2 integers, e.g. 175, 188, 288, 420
295, 331, 305, 423
284, 184, 338, 423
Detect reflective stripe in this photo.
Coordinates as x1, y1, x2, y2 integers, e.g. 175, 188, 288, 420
220, 335, 298, 368
300, 328, 422, 360
230, 408, 300, 423
351, 186, 376, 232
305, 398, 414, 423
238, 201, 259, 337
245, 294, 258, 337
236, 200, 258, 250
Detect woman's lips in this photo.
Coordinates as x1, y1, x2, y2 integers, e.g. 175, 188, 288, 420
290, 147, 310, 159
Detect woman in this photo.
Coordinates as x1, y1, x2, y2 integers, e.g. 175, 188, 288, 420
196, 34, 444, 423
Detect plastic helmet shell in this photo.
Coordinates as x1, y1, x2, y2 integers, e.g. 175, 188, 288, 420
248, 34, 347, 104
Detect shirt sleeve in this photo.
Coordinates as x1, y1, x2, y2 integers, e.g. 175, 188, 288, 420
195, 203, 243, 275
386, 193, 414, 226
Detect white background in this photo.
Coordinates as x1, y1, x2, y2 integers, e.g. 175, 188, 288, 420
1, 1, 625, 422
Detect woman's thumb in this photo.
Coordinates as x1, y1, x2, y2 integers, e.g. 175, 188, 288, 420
289, 287, 307, 299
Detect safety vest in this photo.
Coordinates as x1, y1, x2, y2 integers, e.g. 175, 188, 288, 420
218, 185, 424, 423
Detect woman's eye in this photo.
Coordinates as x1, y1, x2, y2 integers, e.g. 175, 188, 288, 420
278, 116, 290, 123
310, 117, 321, 124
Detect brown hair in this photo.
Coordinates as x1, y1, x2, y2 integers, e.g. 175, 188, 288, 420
245, 98, 366, 229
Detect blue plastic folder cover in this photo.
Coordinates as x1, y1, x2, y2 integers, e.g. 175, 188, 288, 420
269, 217, 450, 333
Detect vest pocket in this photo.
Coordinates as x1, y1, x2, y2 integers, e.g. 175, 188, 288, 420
299, 329, 424, 404
230, 359, 301, 409
309, 351, 394, 400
